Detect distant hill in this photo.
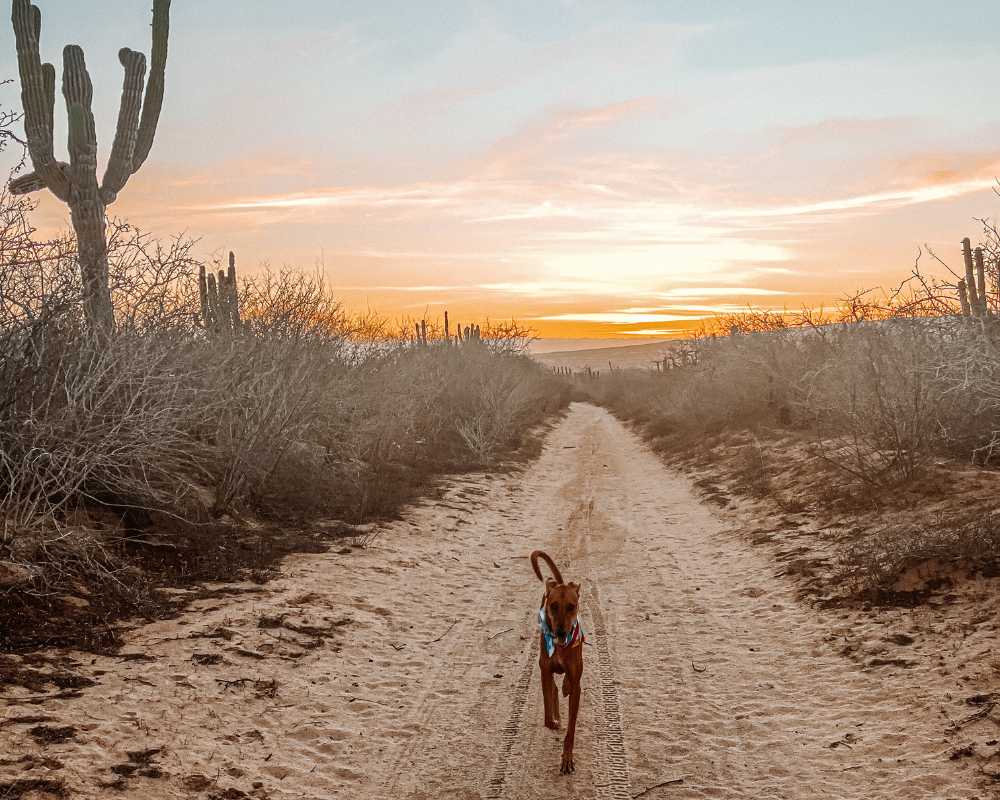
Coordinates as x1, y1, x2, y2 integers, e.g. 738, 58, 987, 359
533, 339, 684, 372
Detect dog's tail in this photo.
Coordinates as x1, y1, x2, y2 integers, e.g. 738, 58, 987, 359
530, 550, 564, 585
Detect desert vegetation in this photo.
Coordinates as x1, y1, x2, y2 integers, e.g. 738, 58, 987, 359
574, 221, 1000, 598
0, 191, 568, 647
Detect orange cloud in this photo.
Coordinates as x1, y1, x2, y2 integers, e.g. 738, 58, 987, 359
481, 97, 664, 173
715, 175, 997, 223
881, 151, 1000, 189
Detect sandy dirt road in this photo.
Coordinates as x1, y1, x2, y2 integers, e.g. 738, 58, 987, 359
0, 403, 983, 799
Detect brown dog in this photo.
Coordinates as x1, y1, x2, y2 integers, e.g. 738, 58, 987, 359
530, 550, 584, 775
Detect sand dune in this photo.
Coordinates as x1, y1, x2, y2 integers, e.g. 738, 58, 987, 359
0, 403, 987, 798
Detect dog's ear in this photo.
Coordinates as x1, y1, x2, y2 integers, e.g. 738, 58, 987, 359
569, 581, 580, 596
546, 578, 558, 592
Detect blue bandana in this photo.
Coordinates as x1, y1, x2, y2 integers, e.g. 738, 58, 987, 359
538, 606, 584, 657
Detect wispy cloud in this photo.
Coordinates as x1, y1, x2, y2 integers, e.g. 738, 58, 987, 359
654, 287, 790, 298
615, 303, 786, 314
716, 178, 995, 221
535, 312, 710, 324
482, 98, 663, 172
207, 183, 476, 212
622, 328, 698, 337
773, 116, 924, 147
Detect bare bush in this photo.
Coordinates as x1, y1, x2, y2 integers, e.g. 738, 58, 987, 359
839, 513, 1000, 597
579, 249, 1000, 491
0, 197, 569, 603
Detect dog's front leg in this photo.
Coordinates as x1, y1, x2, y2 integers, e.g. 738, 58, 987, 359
540, 659, 560, 730
561, 675, 580, 774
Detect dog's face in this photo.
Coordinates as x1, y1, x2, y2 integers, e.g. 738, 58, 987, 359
544, 579, 580, 640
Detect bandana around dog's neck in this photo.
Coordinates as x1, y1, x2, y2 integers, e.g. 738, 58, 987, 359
538, 606, 584, 657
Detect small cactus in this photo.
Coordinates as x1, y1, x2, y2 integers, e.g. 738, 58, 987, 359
198, 251, 241, 336
413, 319, 429, 346
452, 320, 485, 345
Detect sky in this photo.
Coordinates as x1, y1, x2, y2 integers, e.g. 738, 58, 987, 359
2, 0, 999, 342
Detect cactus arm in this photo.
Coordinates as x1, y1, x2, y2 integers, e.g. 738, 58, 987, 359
206, 272, 219, 330
197, 263, 209, 327
62, 45, 99, 192
975, 246, 989, 317
131, 0, 170, 173
101, 48, 147, 203
9, 166, 69, 195
11, 0, 69, 200
227, 252, 241, 331
958, 279, 971, 316
962, 238, 982, 317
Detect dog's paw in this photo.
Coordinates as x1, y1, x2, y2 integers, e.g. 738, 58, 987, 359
545, 718, 561, 730
560, 751, 575, 774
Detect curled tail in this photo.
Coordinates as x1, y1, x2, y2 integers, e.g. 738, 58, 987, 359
530, 550, 564, 585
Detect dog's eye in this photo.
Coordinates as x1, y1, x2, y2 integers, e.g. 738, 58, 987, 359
550, 603, 560, 612
566, 604, 576, 613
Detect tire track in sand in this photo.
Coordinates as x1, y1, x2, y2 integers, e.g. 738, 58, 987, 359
483, 636, 537, 799
587, 588, 632, 800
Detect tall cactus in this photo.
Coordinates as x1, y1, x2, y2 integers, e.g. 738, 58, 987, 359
9, 0, 171, 339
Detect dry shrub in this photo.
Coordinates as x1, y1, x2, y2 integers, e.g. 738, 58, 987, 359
839, 513, 1000, 598
304, 340, 568, 518
0, 197, 569, 615
583, 312, 992, 490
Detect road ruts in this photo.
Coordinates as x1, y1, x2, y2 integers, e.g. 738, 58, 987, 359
483, 633, 538, 799
587, 589, 631, 800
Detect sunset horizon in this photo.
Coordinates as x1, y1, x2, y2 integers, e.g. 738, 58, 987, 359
3, 0, 998, 341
